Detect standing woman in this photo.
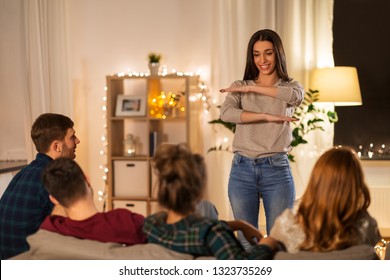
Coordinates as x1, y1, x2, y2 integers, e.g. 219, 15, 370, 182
220, 29, 304, 243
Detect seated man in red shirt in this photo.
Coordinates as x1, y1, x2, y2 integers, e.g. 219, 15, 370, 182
40, 157, 146, 245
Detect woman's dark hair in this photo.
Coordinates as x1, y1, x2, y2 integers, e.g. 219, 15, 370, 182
243, 29, 291, 82
152, 143, 206, 215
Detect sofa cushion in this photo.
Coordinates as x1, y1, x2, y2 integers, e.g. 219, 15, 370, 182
12, 229, 379, 260
274, 244, 379, 260
12, 230, 194, 260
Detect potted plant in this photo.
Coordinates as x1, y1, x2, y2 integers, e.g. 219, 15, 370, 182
148, 52, 161, 76
148, 53, 161, 63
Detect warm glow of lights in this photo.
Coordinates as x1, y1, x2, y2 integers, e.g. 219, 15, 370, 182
149, 90, 185, 119
99, 87, 108, 208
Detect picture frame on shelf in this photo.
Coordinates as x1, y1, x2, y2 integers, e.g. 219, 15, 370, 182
115, 94, 146, 117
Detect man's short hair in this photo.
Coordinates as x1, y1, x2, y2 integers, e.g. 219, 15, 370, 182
31, 113, 74, 153
42, 158, 87, 208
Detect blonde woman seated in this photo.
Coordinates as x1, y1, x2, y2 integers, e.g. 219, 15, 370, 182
143, 143, 279, 260
270, 146, 381, 253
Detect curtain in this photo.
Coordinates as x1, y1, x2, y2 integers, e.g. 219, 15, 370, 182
23, 0, 72, 161
207, 0, 335, 220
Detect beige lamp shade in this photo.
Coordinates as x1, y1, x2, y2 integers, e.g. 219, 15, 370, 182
309, 67, 362, 106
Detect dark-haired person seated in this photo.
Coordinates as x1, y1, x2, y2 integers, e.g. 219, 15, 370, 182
39, 158, 146, 245
0, 113, 80, 259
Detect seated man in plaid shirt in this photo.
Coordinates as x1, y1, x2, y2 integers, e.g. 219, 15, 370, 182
0, 113, 80, 259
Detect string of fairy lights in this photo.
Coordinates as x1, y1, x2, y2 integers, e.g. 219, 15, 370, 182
97, 87, 108, 207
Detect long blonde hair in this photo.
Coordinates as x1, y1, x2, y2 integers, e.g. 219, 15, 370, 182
297, 146, 370, 251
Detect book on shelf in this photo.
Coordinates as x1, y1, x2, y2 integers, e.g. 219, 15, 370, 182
149, 131, 158, 157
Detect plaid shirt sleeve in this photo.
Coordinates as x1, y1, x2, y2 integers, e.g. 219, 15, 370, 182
206, 221, 274, 260
143, 213, 273, 260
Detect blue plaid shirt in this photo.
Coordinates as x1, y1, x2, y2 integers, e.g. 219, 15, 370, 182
0, 153, 53, 259
143, 212, 273, 260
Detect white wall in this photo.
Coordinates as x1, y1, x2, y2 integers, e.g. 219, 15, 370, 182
0, 0, 28, 160
67, 0, 215, 211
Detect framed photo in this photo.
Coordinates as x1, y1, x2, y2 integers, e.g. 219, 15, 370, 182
115, 95, 146, 117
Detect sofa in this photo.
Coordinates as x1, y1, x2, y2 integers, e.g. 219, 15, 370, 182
11, 229, 380, 260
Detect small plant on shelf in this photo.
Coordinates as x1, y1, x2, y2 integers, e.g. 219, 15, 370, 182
148, 52, 161, 63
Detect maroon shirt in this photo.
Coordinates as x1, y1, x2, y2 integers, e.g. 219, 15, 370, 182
40, 208, 147, 245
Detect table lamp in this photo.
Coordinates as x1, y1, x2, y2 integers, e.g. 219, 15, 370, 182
309, 66, 362, 106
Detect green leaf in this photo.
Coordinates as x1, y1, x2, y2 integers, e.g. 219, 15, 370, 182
327, 111, 339, 123
208, 119, 236, 133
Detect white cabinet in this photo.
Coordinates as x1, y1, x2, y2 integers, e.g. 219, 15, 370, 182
113, 160, 149, 197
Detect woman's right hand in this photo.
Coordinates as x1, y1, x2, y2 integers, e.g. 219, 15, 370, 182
264, 114, 299, 122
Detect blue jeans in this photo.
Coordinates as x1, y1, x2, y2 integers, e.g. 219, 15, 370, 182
228, 152, 295, 246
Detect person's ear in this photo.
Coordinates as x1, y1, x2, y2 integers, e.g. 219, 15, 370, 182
84, 173, 92, 188
52, 140, 62, 154
49, 194, 60, 205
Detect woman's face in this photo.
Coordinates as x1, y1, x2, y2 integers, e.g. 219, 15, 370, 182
253, 40, 277, 77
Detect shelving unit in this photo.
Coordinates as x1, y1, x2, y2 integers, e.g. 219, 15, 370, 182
106, 74, 200, 216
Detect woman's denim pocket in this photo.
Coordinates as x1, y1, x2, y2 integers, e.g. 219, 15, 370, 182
269, 153, 289, 167
232, 152, 243, 165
